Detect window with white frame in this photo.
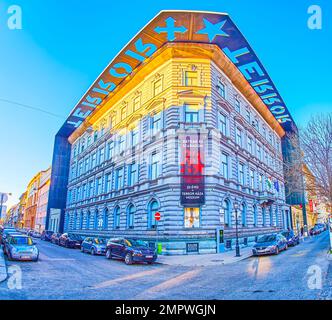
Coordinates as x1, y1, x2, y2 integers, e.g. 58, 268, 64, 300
118, 135, 125, 153
257, 144, 261, 160
238, 163, 245, 185
217, 79, 226, 98
105, 173, 112, 193
247, 136, 253, 154
236, 128, 242, 147
219, 112, 227, 136
91, 153, 97, 168
235, 99, 241, 113
95, 177, 102, 195
107, 140, 114, 160
153, 78, 162, 96
185, 104, 199, 123
185, 71, 198, 86
120, 106, 127, 121
221, 153, 229, 180
151, 112, 161, 135
128, 162, 138, 186
249, 169, 255, 189
150, 152, 160, 180
131, 127, 139, 147
133, 96, 140, 112
115, 167, 124, 190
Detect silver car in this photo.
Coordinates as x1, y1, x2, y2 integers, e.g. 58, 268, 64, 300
3, 234, 39, 261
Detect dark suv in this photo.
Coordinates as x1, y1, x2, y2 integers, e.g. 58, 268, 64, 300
281, 230, 300, 246
106, 238, 157, 265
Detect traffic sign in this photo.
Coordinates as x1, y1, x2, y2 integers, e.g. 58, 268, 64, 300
155, 212, 161, 221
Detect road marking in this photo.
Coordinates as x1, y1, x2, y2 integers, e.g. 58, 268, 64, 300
39, 253, 76, 262
91, 268, 163, 289
137, 268, 202, 295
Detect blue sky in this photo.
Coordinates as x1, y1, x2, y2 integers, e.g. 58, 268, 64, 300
0, 0, 331, 208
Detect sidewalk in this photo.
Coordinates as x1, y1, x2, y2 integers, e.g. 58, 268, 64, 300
0, 249, 7, 283
157, 246, 253, 267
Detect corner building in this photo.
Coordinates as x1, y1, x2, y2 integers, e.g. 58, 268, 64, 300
48, 11, 297, 254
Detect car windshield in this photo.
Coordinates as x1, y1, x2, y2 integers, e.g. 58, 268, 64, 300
126, 239, 149, 247
94, 238, 105, 244
10, 237, 33, 246
281, 231, 289, 237
257, 235, 276, 243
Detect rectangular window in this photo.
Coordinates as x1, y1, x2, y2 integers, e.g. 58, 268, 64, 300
133, 96, 140, 112
219, 113, 227, 136
128, 162, 138, 186
259, 174, 264, 191
78, 161, 83, 176
82, 184, 87, 200
236, 128, 242, 147
153, 78, 162, 96
96, 177, 102, 195
238, 163, 245, 185
221, 153, 229, 179
115, 167, 124, 190
91, 153, 97, 168
257, 144, 261, 160
151, 112, 161, 135
118, 135, 125, 153
107, 141, 114, 160
120, 106, 127, 121
150, 152, 160, 180
84, 158, 89, 172
217, 79, 225, 98
250, 169, 255, 189
184, 208, 200, 228
246, 109, 251, 123
99, 148, 105, 164
131, 128, 139, 147
185, 71, 198, 86
105, 173, 112, 193
88, 181, 94, 198
185, 105, 199, 123
235, 99, 241, 113
247, 136, 253, 154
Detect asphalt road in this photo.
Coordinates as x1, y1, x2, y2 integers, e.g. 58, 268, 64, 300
0, 232, 330, 300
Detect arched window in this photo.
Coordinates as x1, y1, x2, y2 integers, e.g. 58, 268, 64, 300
114, 206, 120, 229
269, 206, 273, 226
79, 211, 84, 230
262, 207, 266, 226
86, 211, 91, 230
222, 199, 231, 227
94, 210, 99, 230
253, 205, 258, 227
148, 200, 159, 229
103, 208, 109, 230
127, 204, 135, 229
241, 203, 247, 227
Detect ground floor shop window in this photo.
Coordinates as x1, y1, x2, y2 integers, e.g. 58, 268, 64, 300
184, 207, 200, 228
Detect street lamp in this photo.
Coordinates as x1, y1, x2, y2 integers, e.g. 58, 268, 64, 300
233, 200, 241, 257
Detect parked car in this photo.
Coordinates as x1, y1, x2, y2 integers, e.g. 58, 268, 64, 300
41, 230, 54, 241
31, 231, 41, 238
309, 224, 325, 236
281, 230, 300, 246
0, 227, 17, 244
106, 238, 157, 265
59, 233, 82, 248
51, 232, 62, 245
252, 233, 288, 256
3, 234, 39, 261
81, 237, 107, 255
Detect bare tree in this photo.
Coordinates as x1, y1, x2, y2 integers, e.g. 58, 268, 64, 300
300, 113, 332, 205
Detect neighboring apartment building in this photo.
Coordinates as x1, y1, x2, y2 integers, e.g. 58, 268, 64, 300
47, 11, 300, 254
24, 172, 41, 229
35, 167, 51, 232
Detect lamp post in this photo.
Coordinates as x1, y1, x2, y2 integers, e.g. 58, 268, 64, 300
233, 200, 240, 257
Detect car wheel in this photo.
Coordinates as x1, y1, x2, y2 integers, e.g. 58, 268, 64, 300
125, 253, 133, 265
274, 246, 279, 255
106, 249, 112, 260
91, 248, 95, 256
65, 241, 69, 248
7, 251, 12, 261
147, 262, 153, 265
285, 244, 288, 251
80, 246, 85, 253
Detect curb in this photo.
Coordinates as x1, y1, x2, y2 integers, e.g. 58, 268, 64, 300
0, 249, 7, 283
